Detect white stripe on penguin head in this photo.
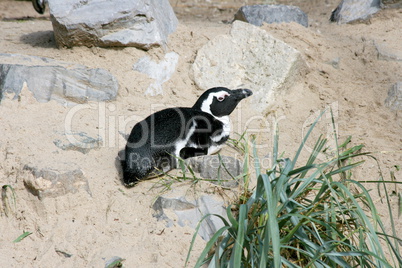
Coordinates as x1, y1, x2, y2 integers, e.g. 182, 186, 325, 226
200, 91, 230, 115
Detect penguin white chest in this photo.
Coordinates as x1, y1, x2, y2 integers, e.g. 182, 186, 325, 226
208, 116, 230, 155
211, 115, 230, 143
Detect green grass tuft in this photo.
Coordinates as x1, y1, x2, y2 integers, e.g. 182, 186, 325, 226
186, 112, 402, 268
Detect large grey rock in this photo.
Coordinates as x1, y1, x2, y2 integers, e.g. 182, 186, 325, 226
185, 155, 242, 187
0, 53, 118, 105
153, 195, 227, 240
192, 21, 306, 112
330, 0, 381, 24
235, 5, 308, 27
48, 0, 178, 50
385, 82, 402, 110
23, 164, 91, 199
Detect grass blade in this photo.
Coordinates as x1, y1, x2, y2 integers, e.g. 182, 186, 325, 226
231, 204, 247, 267
13, 231, 32, 243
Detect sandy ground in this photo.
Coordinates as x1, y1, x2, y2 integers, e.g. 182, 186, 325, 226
0, 0, 401, 267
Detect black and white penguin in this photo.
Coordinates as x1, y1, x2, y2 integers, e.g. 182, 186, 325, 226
32, 0, 47, 14
121, 87, 252, 186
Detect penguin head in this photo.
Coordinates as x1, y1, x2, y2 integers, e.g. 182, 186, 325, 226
192, 87, 253, 117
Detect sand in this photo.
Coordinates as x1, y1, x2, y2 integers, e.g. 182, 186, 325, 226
0, 0, 401, 267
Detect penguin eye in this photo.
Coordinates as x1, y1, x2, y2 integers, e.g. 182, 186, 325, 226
216, 92, 230, 102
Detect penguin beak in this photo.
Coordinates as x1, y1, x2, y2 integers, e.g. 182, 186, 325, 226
231, 88, 253, 100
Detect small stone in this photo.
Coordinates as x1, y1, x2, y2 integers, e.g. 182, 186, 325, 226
328, 57, 340, 69
1, 185, 16, 217
375, 41, 402, 62
385, 82, 402, 110
330, 0, 381, 24
23, 165, 91, 199
152, 195, 227, 240
152, 196, 196, 227
235, 5, 308, 27
53, 132, 102, 154
185, 155, 242, 188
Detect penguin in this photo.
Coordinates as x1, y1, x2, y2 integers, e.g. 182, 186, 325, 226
32, 0, 47, 14
121, 87, 253, 186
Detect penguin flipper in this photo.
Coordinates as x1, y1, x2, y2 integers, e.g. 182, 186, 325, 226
180, 147, 208, 159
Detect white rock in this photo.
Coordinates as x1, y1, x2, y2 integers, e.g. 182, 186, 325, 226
192, 21, 306, 111
133, 52, 179, 96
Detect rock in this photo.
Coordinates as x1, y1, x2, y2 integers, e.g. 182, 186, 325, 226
192, 21, 306, 112
133, 52, 179, 96
153, 196, 196, 227
48, 0, 178, 50
185, 155, 242, 187
53, 132, 102, 154
375, 41, 402, 62
23, 164, 91, 199
327, 57, 341, 69
235, 4, 308, 27
1, 185, 16, 217
330, 0, 381, 24
152, 195, 227, 240
0, 53, 118, 105
385, 82, 402, 110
